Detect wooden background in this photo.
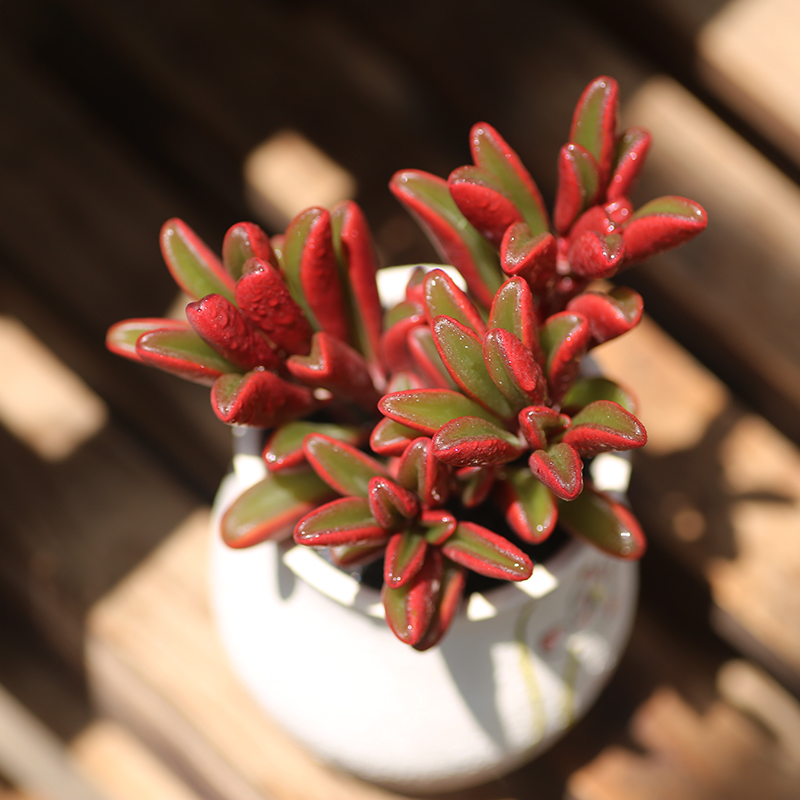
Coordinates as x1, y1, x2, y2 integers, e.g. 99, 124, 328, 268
2, 1, 800, 798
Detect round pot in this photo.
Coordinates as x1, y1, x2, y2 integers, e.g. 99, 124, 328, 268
209, 447, 638, 793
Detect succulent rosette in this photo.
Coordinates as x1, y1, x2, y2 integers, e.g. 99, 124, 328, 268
107, 76, 707, 649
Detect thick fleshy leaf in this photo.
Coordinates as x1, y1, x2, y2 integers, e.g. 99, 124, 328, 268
448, 165, 523, 246
263, 422, 361, 473
569, 76, 619, 190
528, 442, 584, 501
222, 221, 276, 281
553, 144, 601, 236
302, 434, 387, 498
499, 467, 558, 544
329, 541, 389, 568
483, 328, 547, 412
282, 207, 349, 341
221, 469, 334, 548
562, 377, 637, 415
539, 311, 591, 403
607, 127, 651, 201
211, 370, 317, 427
442, 522, 533, 581
384, 531, 428, 588
186, 294, 281, 371
623, 196, 707, 262
286, 332, 380, 410
562, 400, 646, 456
379, 389, 503, 435
566, 286, 643, 345
136, 327, 238, 385
390, 170, 502, 308
413, 558, 467, 651
432, 416, 525, 467
369, 417, 420, 456
407, 325, 458, 389
331, 201, 383, 363
568, 231, 626, 279
455, 465, 497, 508
557, 484, 646, 559
488, 277, 541, 355
518, 405, 571, 450
294, 496, 386, 546
106, 317, 186, 362
469, 122, 550, 236
382, 547, 443, 646
235, 258, 313, 355
419, 509, 457, 545
432, 316, 514, 418
500, 224, 557, 290
160, 219, 236, 302
368, 476, 419, 531
423, 269, 486, 335
396, 437, 450, 508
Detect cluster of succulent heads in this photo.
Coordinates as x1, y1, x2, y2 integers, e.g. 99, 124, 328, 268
108, 76, 706, 649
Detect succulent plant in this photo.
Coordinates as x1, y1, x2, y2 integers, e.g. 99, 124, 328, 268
108, 76, 706, 649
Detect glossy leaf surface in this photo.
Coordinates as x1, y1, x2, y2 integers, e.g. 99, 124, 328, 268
264, 422, 361, 473
222, 221, 275, 281
553, 144, 600, 235
423, 269, 486, 335
432, 416, 525, 467
369, 417, 420, 456
562, 376, 638, 415
396, 437, 450, 508
294, 497, 386, 546
442, 522, 533, 581
539, 312, 591, 403
562, 400, 646, 455
302, 434, 387, 498
488, 277, 540, 354
623, 196, 708, 262
379, 389, 503, 435
608, 127, 651, 200
500, 467, 558, 544
384, 531, 428, 588
413, 558, 467, 651
569, 76, 619, 189
106, 317, 187, 362
567, 287, 643, 344
368, 476, 419, 531
528, 442, 584, 501
568, 231, 625, 279
483, 328, 546, 411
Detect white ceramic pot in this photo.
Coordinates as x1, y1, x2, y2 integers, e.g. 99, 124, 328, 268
209, 446, 638, 793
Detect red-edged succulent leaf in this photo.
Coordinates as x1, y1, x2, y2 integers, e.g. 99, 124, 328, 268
329, 541, 389, 568
331, 201, 383, 363
380, 304, 424, 372
407, 325, 458, 389
221, 469, 334, 548
432, 416, 525, 467
222, 221, 276, 281
622, 196, 708, 262
432, 316, 514, 419
539, 311, 591, 403
553, 144, 601, 236
566, 286, 643, 345
379, 389, 503, 435
286, 331, 380, 410
569, 76, 619, 191
211, 370, 317, 427
500, 224, 557, 290
263, 421, 361, 473
469, 122, 550, 236
499, 466, 558, 544
186, 294, 281, 371
368, 476, 419, 531
562, 377, 638, 415
455, 465, 497, 508
483, 328, 547, 412
562, 400, 646, 456
302, 434, 387, 498
384, 530, 428, 588
423, 269, 486, 335
235, 258, 313, 355
382, 547, 443, 646
160, 218, 236, 302
568, 231, 626, 279
419, 509, 457, 545
136, 327, 238, 385
413, 558, 467, 651
442, 522, 533, 581
489, 277, 541, 356
106, 317, 187, 362
294, 496, 386, 546
390, 170, 502, 309
557, 484, 646, 559
369, 417, 420, 456
448, 165, 522, 246
518, 405, 570, 450
396, 437, 451, 508
528, 442, 584, 501
282, 207, 349, 341
607, 127, 651, 201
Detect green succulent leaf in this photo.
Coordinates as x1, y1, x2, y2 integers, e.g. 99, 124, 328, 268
423, 269, 486, 335
106, 318, 187, 362
442, 522, 533, 581
501, 467, 558, 544
432, 416, 524, 467
264, 422, 362, 472
303, 434, 387, 498
222, 221, 275, 281
384, 531, 428, 588
561, 377, 638, 414
569, 76, 619, 188
294, 496, 386, 546
562, 400, 647, 455
379, 389, 504, 435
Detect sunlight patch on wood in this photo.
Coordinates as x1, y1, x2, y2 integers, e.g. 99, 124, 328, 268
0, 315, 108, 460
